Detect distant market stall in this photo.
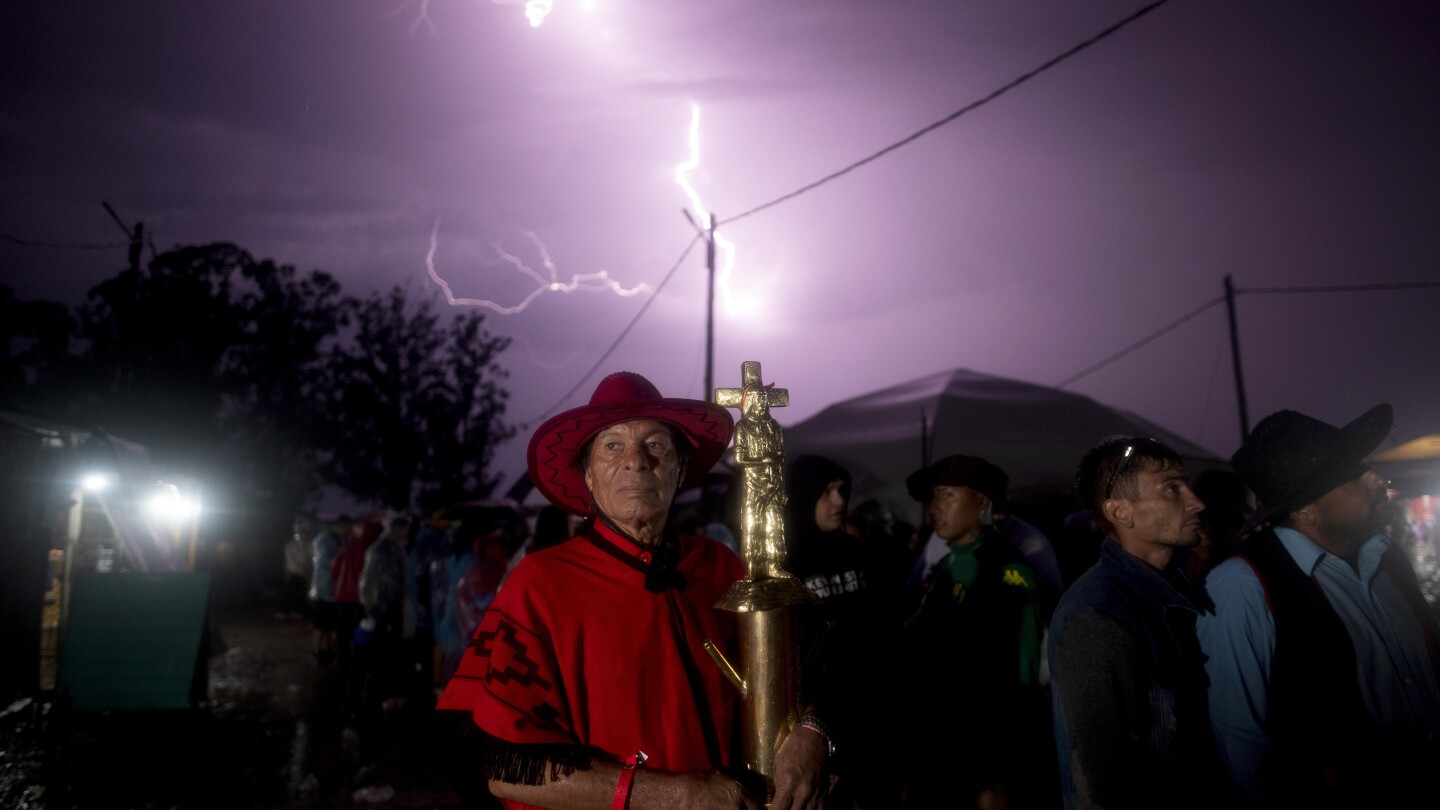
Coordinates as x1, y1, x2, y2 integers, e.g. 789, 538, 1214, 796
0, 409, 209, 709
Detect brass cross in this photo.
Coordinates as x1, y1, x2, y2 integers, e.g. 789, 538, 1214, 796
714, 360, 788, 413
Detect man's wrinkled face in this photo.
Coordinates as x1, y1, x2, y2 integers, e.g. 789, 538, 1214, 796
929, 485, 988, 544
1124, 460, 1205, 548
583, 419, 684, 527
814, 479, 848, 533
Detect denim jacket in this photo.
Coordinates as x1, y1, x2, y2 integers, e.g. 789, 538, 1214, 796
1048, 539, 1227, 810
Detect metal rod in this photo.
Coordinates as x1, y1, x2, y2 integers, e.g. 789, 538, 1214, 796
704, 215, 717, 399
1224, 274, 1251, 440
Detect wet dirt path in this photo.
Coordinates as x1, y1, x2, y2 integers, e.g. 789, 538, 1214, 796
2, 609, 489, 809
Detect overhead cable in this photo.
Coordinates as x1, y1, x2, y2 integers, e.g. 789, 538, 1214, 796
4, 234, 131, 250
1240, 281, 1440, 294
1056, 280, 1440, 388
527, 234, 704, 428
1056, 294, 1225, 389
721, 0, 1174, 227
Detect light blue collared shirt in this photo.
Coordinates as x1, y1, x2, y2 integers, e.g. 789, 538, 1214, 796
1197, 527, 1440, 805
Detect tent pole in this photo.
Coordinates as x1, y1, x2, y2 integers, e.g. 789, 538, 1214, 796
1224, 274, 1251, 441
920, 407, 930, 467
704, 214, 717, 400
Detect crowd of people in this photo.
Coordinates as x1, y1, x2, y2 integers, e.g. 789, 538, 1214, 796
279, 497, 575, 769
284, 371, 1440, 810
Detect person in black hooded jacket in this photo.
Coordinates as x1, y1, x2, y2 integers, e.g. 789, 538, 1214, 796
784, 454, 903, 809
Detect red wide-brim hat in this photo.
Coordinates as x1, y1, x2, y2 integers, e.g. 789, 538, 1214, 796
527, 371, 735, 516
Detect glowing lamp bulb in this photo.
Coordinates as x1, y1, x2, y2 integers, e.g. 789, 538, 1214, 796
81, 473, 111, 492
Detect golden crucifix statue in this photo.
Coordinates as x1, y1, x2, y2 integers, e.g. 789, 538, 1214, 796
705, 360, 814, 803
715, 360, 793, 580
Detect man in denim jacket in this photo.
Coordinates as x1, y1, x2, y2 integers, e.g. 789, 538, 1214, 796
1048, 437, 1227, 810
1198, 404, 1440, 809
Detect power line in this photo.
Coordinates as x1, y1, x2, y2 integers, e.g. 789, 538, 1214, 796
6, 201, 162, 258
1055, 279, 1440, 388
4, 234, 131, 250
721, 0, 1174, 228
526, 234, 705, 429
545, 1, 1179, 417
1239, 281, 1440, 294
1056, 295, 1225, 389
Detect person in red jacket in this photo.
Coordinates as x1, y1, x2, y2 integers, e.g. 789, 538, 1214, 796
436, 371, 830, 810
331, 518, 380, 670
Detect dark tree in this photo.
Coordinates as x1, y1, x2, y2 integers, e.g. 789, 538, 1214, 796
3, 247, 514, 618
0, 282, 80, 409
4, 246, 515, 518
220, 256, 348, 505
58, 243, 348, 518
73, 244, 250, 468
319, 284, 513, 511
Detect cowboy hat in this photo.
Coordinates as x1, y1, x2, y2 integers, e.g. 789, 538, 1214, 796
906, 454, 1009, 503
1231, 403, 1392, 529
527, 371, 734, 516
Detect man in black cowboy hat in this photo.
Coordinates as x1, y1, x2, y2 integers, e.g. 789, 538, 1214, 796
437, 372, 830, 810
1198, 404, 1440, 809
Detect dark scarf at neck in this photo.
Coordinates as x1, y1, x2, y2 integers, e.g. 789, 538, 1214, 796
586, 513, 688, 593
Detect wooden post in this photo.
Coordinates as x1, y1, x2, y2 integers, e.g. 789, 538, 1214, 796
1224, 274, 1251, 440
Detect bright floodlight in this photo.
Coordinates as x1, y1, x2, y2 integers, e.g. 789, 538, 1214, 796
81, 472, 111, 492
145, 483, 200, 523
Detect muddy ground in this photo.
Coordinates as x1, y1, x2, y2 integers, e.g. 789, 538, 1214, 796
0, 606, 499, 810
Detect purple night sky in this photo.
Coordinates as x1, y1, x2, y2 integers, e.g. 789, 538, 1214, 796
3, 0, 1439, 494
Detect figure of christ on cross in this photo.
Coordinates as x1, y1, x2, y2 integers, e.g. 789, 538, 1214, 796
716, 360, 793, 581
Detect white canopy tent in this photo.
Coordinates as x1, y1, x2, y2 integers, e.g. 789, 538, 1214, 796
1370, 433, 1440, 499
778, 368, 1226, 529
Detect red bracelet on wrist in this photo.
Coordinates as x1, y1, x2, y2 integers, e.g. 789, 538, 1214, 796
612, 749, 647, 810
798, 714, 836, 757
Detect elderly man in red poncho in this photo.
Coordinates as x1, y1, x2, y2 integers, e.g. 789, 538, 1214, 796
437, 372, 830, 810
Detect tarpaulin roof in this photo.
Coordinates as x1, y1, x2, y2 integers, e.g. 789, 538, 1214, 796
1370, 434, 1440, 498
779, 368, 1225, 523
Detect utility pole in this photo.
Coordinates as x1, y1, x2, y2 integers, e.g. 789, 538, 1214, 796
682, 208, 719, 399
1224, 274, 1251, 441
682, 208, 721, 524
102, 201, 143, 389
704, 213, 717, 399
102, 201, 143, 276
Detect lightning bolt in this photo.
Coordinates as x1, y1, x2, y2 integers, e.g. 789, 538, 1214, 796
424, 220, 649, 315
388, 0, 437, 37
393, 0, 559, 34
674, 103, 738, 313
492, 0, 556, 28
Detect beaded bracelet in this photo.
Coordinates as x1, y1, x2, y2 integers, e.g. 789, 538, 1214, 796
797, 715, 836, 757
612, 749, 647, 810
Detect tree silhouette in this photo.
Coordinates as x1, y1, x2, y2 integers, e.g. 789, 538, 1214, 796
318, 283, 514, 511
218, 253, 350, 505
0, 283, 77, 403
59, 243, 346, 515
2, 246, 516, 518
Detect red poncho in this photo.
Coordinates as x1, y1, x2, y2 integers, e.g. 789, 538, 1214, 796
437, 520, 747, 808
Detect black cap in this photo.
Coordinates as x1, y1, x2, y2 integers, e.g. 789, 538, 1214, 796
906, 454, 1008, 503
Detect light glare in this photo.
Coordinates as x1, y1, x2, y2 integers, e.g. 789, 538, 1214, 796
145, 484, 200, 523
81, 472, 111, 492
